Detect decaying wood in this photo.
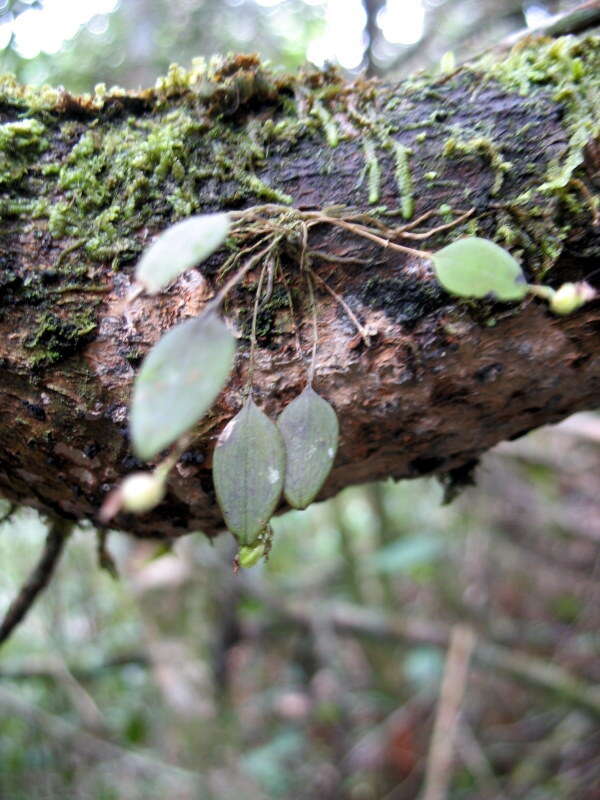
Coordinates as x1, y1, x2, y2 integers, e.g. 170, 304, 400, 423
0, 31, 599, 539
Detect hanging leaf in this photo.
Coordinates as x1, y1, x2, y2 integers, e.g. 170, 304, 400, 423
431, 237, 528, 301
130, 312, 235, 460
135, 213, 230, 295
278, 386, 339, 510
213, 399, 285, 545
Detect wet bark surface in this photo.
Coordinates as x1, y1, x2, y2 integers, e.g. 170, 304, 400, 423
0, 43, 599, 539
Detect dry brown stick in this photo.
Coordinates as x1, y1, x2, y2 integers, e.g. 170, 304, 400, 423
0, 517, 72, 647
421, 624, 476, 800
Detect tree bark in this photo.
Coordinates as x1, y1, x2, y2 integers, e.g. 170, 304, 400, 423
0, 35, 599, 539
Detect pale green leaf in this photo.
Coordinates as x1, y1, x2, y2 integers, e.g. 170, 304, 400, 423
213, 399, 285, 545
135, 213, 230, 295
278, 386, 339, 510
130, 312, 235, 459
431, 237, 527, 301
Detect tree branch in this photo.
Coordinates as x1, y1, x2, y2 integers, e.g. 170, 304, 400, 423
0, 37, 598, 539
506, 0, 600, 44
0, 517, 72, 647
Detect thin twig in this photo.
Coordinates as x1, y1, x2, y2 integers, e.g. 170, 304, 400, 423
262, 256, 275, 305
208, 237, 279, 311
305, 271, 318, 383
0, 517, 73, 647
247, 259, 269, 392
96, 528, 119, 579
308, 267, 372, 346
568, 178, 600, 227
229, 203, 292, 222
422, 624, 476, 800
395, 207, 475, 240
309, 213, 432, 258
307, 250, 371, 266
298, 222, 320, 382
216, 235, 271, 282
386, 207, 441, 229
277, 258, 304, 364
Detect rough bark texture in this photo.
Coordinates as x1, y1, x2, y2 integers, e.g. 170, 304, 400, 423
0, 36, 599, 539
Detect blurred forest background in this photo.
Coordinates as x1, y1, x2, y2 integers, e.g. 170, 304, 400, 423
2, 1, 600, 798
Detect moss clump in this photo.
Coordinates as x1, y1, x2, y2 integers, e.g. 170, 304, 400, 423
0, 54, 370, 261
442, 136, 512, 196
0, 118, 47, 185
391, 141, 414, 219
356, 139, 380, 205
480, 35, 600, 192
24, 309, 97, 367
43, 107, 213, 258
237, 283, 291, 345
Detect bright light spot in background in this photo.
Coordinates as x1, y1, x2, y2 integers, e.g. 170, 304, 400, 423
0, 0, 118, 59
524, 3, 552, 29
378, 0, 425, 46
307, 0, 366, 70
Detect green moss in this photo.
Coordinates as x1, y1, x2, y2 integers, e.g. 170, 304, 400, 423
391, 142, 414, 219
480, 35, 600, 193
495, 224, 520, 246
0, 118, 47, 188
0, 53, 372, 278
24, 308, 98, 367
0, 36, 597, 329
362, 139, 381, 205
442, 135, 512, 196
311, 100, 339, 147
237, 283, 290, 343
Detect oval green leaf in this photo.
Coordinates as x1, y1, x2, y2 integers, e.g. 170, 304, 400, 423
278, 386, 339, 510
431, 237, 527, 301
130, 312, 235, 460
135, 213, 230, 295
213, 399, 285, 545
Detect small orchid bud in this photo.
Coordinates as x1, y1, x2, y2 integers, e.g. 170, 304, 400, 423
238, 543, 266, 569
121, 472, 166, 514
550, 281, 596, 315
